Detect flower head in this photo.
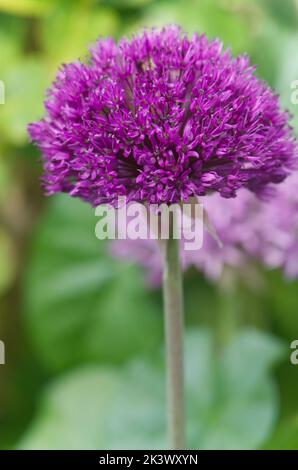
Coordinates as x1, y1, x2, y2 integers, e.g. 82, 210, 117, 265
29, 26, 296, 206
246, 172, 298, 278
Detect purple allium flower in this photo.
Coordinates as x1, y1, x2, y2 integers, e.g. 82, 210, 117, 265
111, 172, 298, 285
246, 172, 298, 278
29, 26, 297, 206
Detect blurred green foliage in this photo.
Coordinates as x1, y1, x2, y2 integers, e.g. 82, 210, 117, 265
25, 195, 163, 372
0, 0, 298, 450
18, 329, 284, 450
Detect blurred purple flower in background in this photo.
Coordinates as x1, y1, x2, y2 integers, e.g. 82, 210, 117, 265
111, 172, 298, 285
29, 26, 296, 206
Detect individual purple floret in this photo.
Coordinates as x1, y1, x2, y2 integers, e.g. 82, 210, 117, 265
29, 26, 296, 206
111, 173, 298, 284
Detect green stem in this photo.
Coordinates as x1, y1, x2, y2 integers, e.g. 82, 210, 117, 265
161, 230, 185, 450
215, 267, 238, 352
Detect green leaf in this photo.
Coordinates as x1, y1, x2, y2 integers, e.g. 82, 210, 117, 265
251, 27, 298, 133
0, 229, 16, 295
104, 0, 153, 8
19, 329, 284, 449
250, 20, 287, 86
0, 0, 52, 17
24, 195, 163, 372
131, 0, 252, 55
260, 0, 298, 30
266, 270, 298, 340
1, 58, 49, 145
264, 415, 298, 450
42, 1, 119, 66
187, 329, 284, 449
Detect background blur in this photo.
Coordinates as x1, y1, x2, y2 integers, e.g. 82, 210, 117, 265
1, 0, 298, 450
